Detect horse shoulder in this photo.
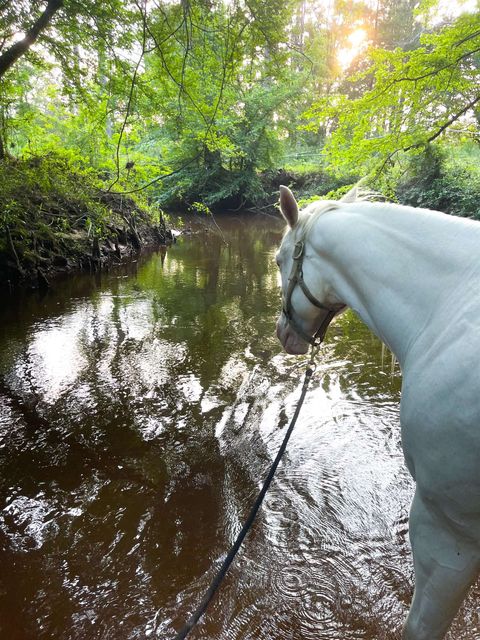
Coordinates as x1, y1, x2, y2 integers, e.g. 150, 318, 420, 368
400, 350, 480, 540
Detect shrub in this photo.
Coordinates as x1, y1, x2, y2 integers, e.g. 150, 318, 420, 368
376, 142, 480, 219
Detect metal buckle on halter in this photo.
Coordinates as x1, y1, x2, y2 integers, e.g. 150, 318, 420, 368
293, 241, 304, 260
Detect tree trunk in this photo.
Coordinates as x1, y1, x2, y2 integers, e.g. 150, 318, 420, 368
0, 0, 64, 79
0, 104, 7, 160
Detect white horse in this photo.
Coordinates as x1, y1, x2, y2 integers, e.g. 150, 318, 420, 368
275, 185, 480, 640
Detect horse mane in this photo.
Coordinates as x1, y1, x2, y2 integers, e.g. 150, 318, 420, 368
296, 186, 378, 237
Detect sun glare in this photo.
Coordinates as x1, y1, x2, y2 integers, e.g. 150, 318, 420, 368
334, 0, 477, 69
337, 27, 368, 70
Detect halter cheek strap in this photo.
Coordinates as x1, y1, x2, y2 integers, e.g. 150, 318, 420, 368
282, 240, 339, 346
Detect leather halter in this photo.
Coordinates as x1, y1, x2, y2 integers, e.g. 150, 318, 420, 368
282, 240, 339, 346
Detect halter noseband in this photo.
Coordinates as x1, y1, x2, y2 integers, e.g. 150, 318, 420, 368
282, 240, 338, 346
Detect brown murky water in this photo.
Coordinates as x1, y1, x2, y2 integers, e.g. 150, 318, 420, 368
0, 214, 478, 640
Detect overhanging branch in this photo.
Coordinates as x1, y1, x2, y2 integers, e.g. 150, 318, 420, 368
406, 95, 480, 150
0, 0, 64, 79
371, 95, 480, 180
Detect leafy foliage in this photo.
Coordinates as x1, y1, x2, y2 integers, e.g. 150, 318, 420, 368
303, 10, 480, 176
0, 0, 479, 215
387, 143, 480, 219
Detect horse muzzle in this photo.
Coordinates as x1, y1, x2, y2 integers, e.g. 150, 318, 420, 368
276, 315, 310, 355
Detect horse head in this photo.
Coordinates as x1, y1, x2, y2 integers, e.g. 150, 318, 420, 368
275, 186, 348, 355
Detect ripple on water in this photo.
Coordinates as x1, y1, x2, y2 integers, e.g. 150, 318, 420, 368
1, 494, 58, 551
201, 354, 413, 640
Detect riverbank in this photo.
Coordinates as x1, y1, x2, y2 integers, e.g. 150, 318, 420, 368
0, 155, 173, 291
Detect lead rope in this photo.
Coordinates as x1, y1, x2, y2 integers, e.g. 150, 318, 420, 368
172, 342, 322, 640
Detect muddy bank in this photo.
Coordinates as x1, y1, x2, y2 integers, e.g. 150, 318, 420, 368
0, 157, 174, 291
2, 192, 173, 291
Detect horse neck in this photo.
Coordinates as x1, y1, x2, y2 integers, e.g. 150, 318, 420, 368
308, 203, 480, 369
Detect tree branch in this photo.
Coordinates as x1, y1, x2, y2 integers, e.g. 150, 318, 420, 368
406, 95, 480, 150
0, 0, 64, 79
111, 14, 248, 196
371, 95, 480, 181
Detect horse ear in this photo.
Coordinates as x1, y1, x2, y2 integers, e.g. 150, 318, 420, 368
279, 185, 298, 227
340, 186, 358, 203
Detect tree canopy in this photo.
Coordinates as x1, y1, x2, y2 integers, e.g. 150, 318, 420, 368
0, 0, 479, 208
304, 7, 480, 176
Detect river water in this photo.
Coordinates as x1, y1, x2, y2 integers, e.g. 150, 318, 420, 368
0, 214, 478, 640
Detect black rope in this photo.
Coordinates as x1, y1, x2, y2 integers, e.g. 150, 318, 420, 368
172, 362, 317, 640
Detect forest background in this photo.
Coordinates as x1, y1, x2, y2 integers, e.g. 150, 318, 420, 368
1, 0, 479, 281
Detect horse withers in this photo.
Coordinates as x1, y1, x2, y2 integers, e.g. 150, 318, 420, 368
275, 185, 480, 640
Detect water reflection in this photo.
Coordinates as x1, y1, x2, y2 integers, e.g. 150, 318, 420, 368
0, 215, 478, 640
